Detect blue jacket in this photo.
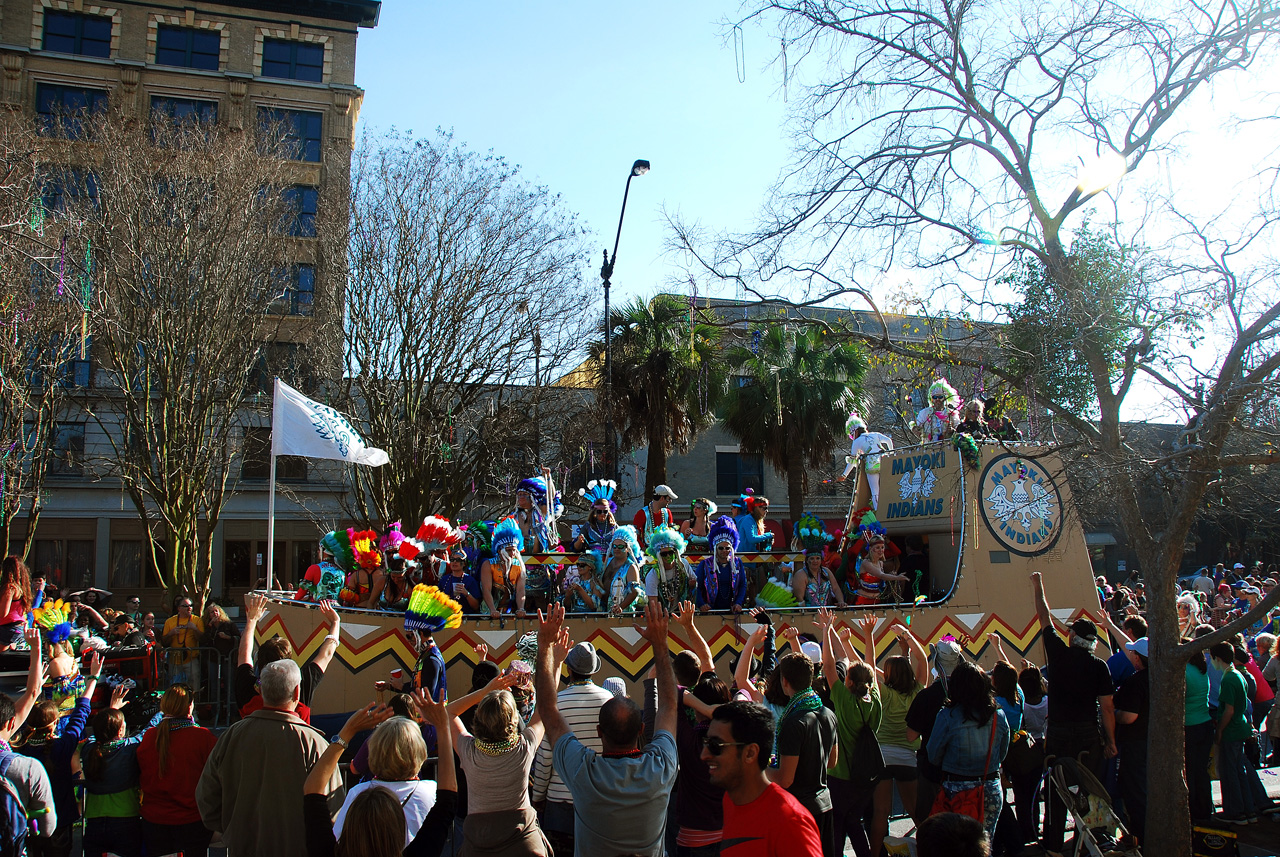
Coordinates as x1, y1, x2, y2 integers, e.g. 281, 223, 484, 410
694, 558, 746, 610
82, 709, 165, 797
18, 696, 91, 827
926, 707, 1009, 778
733, 515, 774, 553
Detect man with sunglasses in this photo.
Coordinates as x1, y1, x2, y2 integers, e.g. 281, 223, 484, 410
702, 701, 823, 856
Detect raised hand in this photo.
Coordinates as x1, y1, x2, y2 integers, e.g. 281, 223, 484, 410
749, 606, 772, 626
673, 600, 696, 628
410, 689, 449, 730
244, 592, 268, 623
858, 613, 877, 635
473, 642, 489, 661
537, 604, 566, 651
777, 625, 800, 644
85, 651, 104, 678
109, 684, 130, 709
338, 702, 393, 743
318, 600, 340, 630
816, 606, 834, 630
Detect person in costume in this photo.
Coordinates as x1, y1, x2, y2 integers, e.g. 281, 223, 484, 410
512, 468, 563, 553
916, 378, 960, 443
694, 518, 746, 613
837, 412, 895, 510
387, 584, 462, 702
441, 547, 482, 613
643, 526, 696, 612
340, 528, 382, 608
604, 526, 645, 616
681, 498, 717, 552
397, 516, 465, 595
848, 513, 908, 605
32, 599, 84, 717
480, 518, 528, 617
733, 493, 775, 552
984, 397, 1022, 441
955, 399, 989, 438
294, 533, 349, 603
788, 513, 846, 608
562, 552, 608, 613
371, 522, 413, 609
572, 479, 618, 553
632, 484, 678, 548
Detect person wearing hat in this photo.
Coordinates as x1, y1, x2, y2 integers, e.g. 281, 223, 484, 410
837, 413, 894, 510
694, 519, 747, 613
905, 638, 966, 823
530, 638, 614, 857
984, 397, 1022, 441
680, 498, 718, 551
916, 379, 960, 443
573, 480, 619, 554
633, 485, 678, 549
562, 553, 607, 614
733, 494, 775, 554
442, 548, 482, 614
644, 527, 696, 612
1114, 637, 1150, 843
1030, 572, 1117, 855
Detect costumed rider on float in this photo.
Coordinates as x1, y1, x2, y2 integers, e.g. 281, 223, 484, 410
480, 517, 529, 617
512, 470, 564, 609
379, 582, 462, 702
606, 525, 646, 616
572, 478, 619, 553
294, 531, 353, 603
837, 411, 894, 510
396, 515, 465, 597
371, 522, 415, 609
916, 378, 961, 443
845, 509, 908, 605
694, 518, 747, 614
643, 526, 697, 612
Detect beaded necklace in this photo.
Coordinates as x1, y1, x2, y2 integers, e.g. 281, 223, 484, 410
474, 733, 520, 756
780, 687, 823, 724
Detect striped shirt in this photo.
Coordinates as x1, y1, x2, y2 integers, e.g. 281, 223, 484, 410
531, 681, 613, 804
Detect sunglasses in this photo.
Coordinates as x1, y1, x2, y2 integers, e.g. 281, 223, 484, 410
700, 736, 748, 755
660, 551, 676, 559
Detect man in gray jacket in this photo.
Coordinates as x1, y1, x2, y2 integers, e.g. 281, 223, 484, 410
0, 694, 55, 842
197, 658, 343, 856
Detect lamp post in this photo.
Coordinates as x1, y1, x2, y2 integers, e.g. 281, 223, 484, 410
600, 158, 650, 483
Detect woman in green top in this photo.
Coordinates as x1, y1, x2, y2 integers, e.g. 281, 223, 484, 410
79, 685, 165, 857
858, 614, 930, 857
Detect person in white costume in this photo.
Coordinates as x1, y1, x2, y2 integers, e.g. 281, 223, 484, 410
916, 378, 960, 443
837, 412, 894, 509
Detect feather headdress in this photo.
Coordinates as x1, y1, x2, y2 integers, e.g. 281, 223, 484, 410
577, 479, 618, 512
517, 476, 564, 517
32, 599, 73, 644
927, 378, 960, 408
645, 525, 687, 560
754, 580, 799, 611
466, 520, 493, 553
793, 512, 834, 551
348, 528, 383, 570
846, 411, 867, 439
709, 517, 739, 551
379, 521, 406, 553
320, 529, 355, 574
490, 516, 525, 554
398, 516, 465, 562
609, 525, 642, 565
848, 507, 890, 556
404, 585, 462, 633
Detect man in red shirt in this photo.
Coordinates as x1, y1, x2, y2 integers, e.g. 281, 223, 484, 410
633, 484, 677, 548
702, 700, 823, 857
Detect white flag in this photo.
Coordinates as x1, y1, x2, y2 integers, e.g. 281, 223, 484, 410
271, 378, 389, 466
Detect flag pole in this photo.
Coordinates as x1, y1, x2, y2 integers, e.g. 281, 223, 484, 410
267, 377, 279, 593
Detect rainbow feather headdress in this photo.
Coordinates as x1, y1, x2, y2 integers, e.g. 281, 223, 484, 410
404, 584, 462, 633
320, 529, 356, 574
348, 528, 383, 571
32, 599, 73, 643
849, 507, 887, 554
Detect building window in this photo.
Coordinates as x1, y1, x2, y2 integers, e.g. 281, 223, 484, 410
258, 108, 322, 162
268, 264, 314, 316
261, 37, 324, 82
717, 451, 764, 496
35, 84, 108, 138
42, 11, 112, 58
224, 540, 251, 588
41, 168, 99, 215
155, 24, 220, 70
280, 186, 318, 237
241, 427, 307, 481
110, 540, 142, 588
150, 96, 218, 126
33, 539, 93, 591
50, 423, 85, 476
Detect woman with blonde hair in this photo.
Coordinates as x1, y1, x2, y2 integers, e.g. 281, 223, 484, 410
305, 690, 457, 857
0, 556, 33, 649
449, 671, 549, 856
137, 683, 218, 857
333, 716, 436, 845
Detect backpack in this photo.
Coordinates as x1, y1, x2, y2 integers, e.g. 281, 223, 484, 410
0, 752, 31, 857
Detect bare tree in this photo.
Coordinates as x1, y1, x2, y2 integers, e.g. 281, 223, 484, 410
58, 110, 302, 607
667, 1, 1280, 851
0, 117, 85, 562
333, 129, 595, 524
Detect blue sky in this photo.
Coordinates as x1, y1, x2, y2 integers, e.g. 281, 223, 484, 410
352, 2, 788, 309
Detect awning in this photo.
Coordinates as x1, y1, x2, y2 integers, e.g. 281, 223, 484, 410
1085, 532, 1118, 546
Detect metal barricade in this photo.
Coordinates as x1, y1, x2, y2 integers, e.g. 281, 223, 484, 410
161, 645, 235, 727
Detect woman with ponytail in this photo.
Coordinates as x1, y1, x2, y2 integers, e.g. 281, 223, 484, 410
137, 684, 218, 857
18, 651, 102, 857
79, 685, 163, 857
0, 556, 33, 649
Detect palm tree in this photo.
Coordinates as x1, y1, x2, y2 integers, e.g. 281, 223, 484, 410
590, 294, 725, 496
722, 324, 868, 526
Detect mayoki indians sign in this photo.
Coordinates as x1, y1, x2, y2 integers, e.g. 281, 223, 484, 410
979, 454, 1063, 556
883, 450, 949, 519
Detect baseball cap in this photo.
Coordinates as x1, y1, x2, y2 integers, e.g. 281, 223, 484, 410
800, 640, 823, 663
1234, 563, 1246, 569
1070, 618, 1099, 642
654, 485, 678, 499
1125, 637, 1149, 657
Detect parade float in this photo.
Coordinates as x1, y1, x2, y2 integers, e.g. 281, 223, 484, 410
253, 441, 1099, 716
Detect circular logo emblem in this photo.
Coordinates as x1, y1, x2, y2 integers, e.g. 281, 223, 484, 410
979, 454, 1063, 557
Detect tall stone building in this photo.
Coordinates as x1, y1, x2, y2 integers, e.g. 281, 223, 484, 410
1, 0, 379, 606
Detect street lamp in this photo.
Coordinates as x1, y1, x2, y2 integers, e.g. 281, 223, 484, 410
600, 158, 650, 483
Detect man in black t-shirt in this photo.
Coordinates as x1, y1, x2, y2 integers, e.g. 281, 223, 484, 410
1114, 637, 1150, 844
771, 652, 839, 857
1031, 572, 1117, 854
